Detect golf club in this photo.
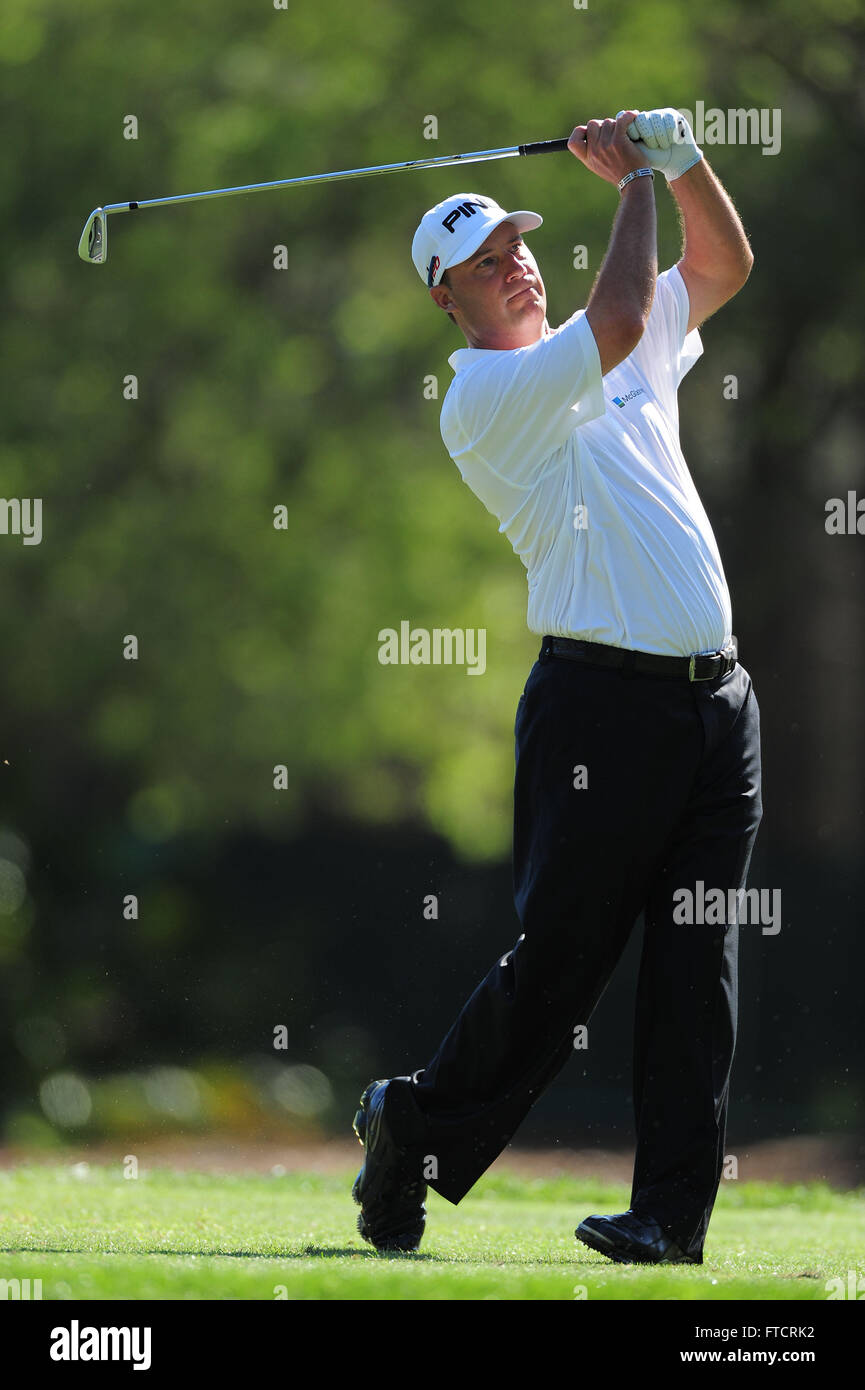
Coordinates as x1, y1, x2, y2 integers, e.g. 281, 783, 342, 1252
78, 135, 611, 264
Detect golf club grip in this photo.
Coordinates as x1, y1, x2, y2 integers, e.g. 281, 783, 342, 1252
518, 139, 571, 157
520, 129, 643, 158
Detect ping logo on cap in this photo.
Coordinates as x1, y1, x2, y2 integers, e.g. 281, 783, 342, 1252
440, 198, 491, 233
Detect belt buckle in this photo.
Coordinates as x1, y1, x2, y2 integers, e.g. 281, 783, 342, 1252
688, 653, 717, 682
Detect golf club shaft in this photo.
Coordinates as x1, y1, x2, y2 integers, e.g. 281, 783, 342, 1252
99, 139, 571, 218
78, 138, 578, 261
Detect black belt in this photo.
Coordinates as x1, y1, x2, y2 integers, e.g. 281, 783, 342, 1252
540, 635, 738, 682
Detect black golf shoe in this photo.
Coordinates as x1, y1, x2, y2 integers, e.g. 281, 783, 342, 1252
352, 1078, 427, 1252
575, 1209, 700, 1264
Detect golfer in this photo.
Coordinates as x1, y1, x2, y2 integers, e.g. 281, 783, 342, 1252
352, 108, 762, 1265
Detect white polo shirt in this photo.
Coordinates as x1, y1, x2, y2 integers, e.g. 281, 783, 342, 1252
439, 265, 732, 657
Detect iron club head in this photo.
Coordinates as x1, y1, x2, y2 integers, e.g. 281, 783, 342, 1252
78, 208, 107, 264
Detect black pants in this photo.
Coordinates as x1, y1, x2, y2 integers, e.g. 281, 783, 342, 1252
399, 643, 763, 1261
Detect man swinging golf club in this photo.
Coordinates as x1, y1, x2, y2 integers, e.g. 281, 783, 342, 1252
352, 107, 762, 1266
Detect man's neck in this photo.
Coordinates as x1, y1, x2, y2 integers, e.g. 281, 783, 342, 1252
463, 318, 551, 350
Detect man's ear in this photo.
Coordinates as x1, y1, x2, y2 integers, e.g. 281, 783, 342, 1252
429, 284, 457, 315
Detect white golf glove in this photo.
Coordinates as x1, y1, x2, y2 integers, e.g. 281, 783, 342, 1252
618, 108, 703, 182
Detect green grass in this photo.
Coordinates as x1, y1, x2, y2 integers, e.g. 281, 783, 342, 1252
0, 1165, 862, 1300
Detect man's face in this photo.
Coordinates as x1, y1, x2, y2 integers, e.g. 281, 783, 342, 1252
430, 220, 548, 350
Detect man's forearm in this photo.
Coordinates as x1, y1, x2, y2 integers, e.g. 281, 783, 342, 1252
671, 158, 753, 285
585, 178, 658, 368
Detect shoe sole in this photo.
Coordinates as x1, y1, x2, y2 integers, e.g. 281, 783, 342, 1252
575, 1221, 697, 1265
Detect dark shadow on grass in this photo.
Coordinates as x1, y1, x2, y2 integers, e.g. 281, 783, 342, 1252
3, 1243, 440, 1261
301, 1246, 439, 1260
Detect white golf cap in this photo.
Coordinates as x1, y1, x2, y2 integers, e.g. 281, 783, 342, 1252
412, 193, 542, 288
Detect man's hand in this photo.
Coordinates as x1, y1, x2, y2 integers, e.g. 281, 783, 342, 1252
618, 108, 703, 182
568, 112, 649, 187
